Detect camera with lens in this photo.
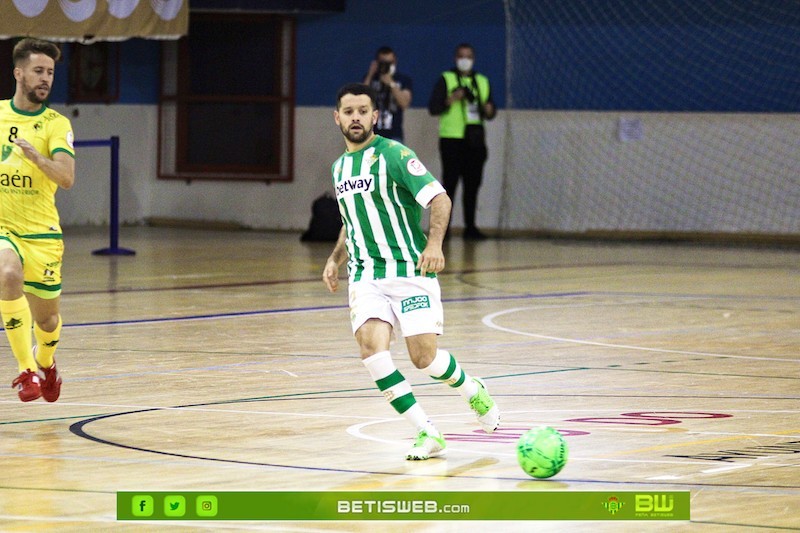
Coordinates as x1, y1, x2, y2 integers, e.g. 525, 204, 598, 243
377, 60, 393, 75
461, 87, 475, 103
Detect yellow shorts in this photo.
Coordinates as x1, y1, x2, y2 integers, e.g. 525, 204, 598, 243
0, 229, 63, 299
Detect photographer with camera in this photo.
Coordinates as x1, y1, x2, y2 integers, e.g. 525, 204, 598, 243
428, 43, 496, 240
363, 46, 413, 142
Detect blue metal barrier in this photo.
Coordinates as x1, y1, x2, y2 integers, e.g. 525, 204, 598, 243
74, 136, 135, 256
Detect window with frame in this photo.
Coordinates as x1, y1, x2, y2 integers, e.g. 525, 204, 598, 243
0, 41, 13, 100
159, 13, 295, 182
68, 42, 120, 103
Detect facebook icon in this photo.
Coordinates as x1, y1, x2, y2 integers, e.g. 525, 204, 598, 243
132, 495, 154, 517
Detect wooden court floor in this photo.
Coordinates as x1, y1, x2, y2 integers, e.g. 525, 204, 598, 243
0, 226, 797, 532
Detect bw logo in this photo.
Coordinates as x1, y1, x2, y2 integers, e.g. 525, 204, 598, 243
635, 494, 674, 512
45, 340, 59, 348
4, 318, 22, 330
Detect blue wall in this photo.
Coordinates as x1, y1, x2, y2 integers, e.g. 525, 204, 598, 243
48, 0, 800, 112
49, 0, 507, 109
50, 39, 161, 104
507, 0, 800, 111
294, 0, 506, 107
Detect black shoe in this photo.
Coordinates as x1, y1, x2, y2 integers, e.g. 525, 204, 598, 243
463, 228, 488, 240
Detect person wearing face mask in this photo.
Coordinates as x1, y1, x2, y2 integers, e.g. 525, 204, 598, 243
428, 43, 496, 240
363, 46, 413, 142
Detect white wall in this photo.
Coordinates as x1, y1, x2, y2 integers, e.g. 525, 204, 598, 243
60, 104, 505, 232
59, 104, 798, 236
500, 111, 800, 235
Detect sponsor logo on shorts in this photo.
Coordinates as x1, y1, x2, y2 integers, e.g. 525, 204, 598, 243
401, 295, 430, 313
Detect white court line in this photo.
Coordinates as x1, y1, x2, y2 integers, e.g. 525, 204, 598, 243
483, 307, 798, 362
683, 430, 800, 438
345, 419, 742, 467
0, 515, 284, 530
0, 400, 389, 421
702, 463, 753, 474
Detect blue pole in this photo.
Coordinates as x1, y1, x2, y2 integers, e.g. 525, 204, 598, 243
109, 135, 120, 251
88, 136, 135, 256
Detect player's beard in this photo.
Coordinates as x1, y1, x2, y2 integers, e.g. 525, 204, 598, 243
341, 122, 372, 144
23, 80, 49, 105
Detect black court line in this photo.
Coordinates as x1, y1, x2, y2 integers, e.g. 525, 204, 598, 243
67, 405, 800, 492
64, 367, 800, 493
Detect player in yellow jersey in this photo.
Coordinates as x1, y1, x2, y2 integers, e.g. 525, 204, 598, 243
1, 38, 75, 402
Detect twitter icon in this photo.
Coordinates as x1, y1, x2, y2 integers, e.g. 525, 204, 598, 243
164, 495, 186, 517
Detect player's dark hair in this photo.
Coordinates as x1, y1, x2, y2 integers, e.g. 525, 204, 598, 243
12, 38, 61, 66
455, 42, 475, 55
375, 46, 394, 59
336, 83, 377, 110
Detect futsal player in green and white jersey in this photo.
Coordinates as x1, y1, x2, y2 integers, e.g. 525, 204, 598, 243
323, 83, 499, 460
1, 39, 74, 403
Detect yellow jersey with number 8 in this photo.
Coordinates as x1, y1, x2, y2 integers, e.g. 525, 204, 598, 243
0, 99, 74, 236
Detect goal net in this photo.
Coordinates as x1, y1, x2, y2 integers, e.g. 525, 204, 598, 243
501, 0, 800, 240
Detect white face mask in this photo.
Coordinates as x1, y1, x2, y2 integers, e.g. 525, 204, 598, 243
388, 64, 396, 76
456, 58, 473, 73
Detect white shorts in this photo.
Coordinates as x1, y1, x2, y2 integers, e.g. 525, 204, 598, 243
348, 277, 444, 337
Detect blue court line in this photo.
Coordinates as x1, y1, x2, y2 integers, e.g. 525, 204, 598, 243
61, 304, 344, 328
592, 290, 800, 302
53, 287, 796, 330
54, 291, 590, 329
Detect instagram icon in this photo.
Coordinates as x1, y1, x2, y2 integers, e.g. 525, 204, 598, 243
196, 495, 218, 517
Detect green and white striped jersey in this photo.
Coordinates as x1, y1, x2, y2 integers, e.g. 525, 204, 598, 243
332, 135, 446, 282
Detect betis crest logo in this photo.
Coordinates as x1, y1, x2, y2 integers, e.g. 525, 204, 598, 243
603, 496, 624, 515
1, 144, 12, 162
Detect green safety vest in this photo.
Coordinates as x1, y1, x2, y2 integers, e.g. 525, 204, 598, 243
438, 70, 491, 139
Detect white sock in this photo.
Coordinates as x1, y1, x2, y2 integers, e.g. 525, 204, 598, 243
363, 351, 431, 430
422, 349, 478, 399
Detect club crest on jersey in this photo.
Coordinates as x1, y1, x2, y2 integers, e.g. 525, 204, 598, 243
406, 158, 427, 176
335, 174, 374, 199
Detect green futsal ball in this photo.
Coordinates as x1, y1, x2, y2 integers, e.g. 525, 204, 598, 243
517, 426, 568, 479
